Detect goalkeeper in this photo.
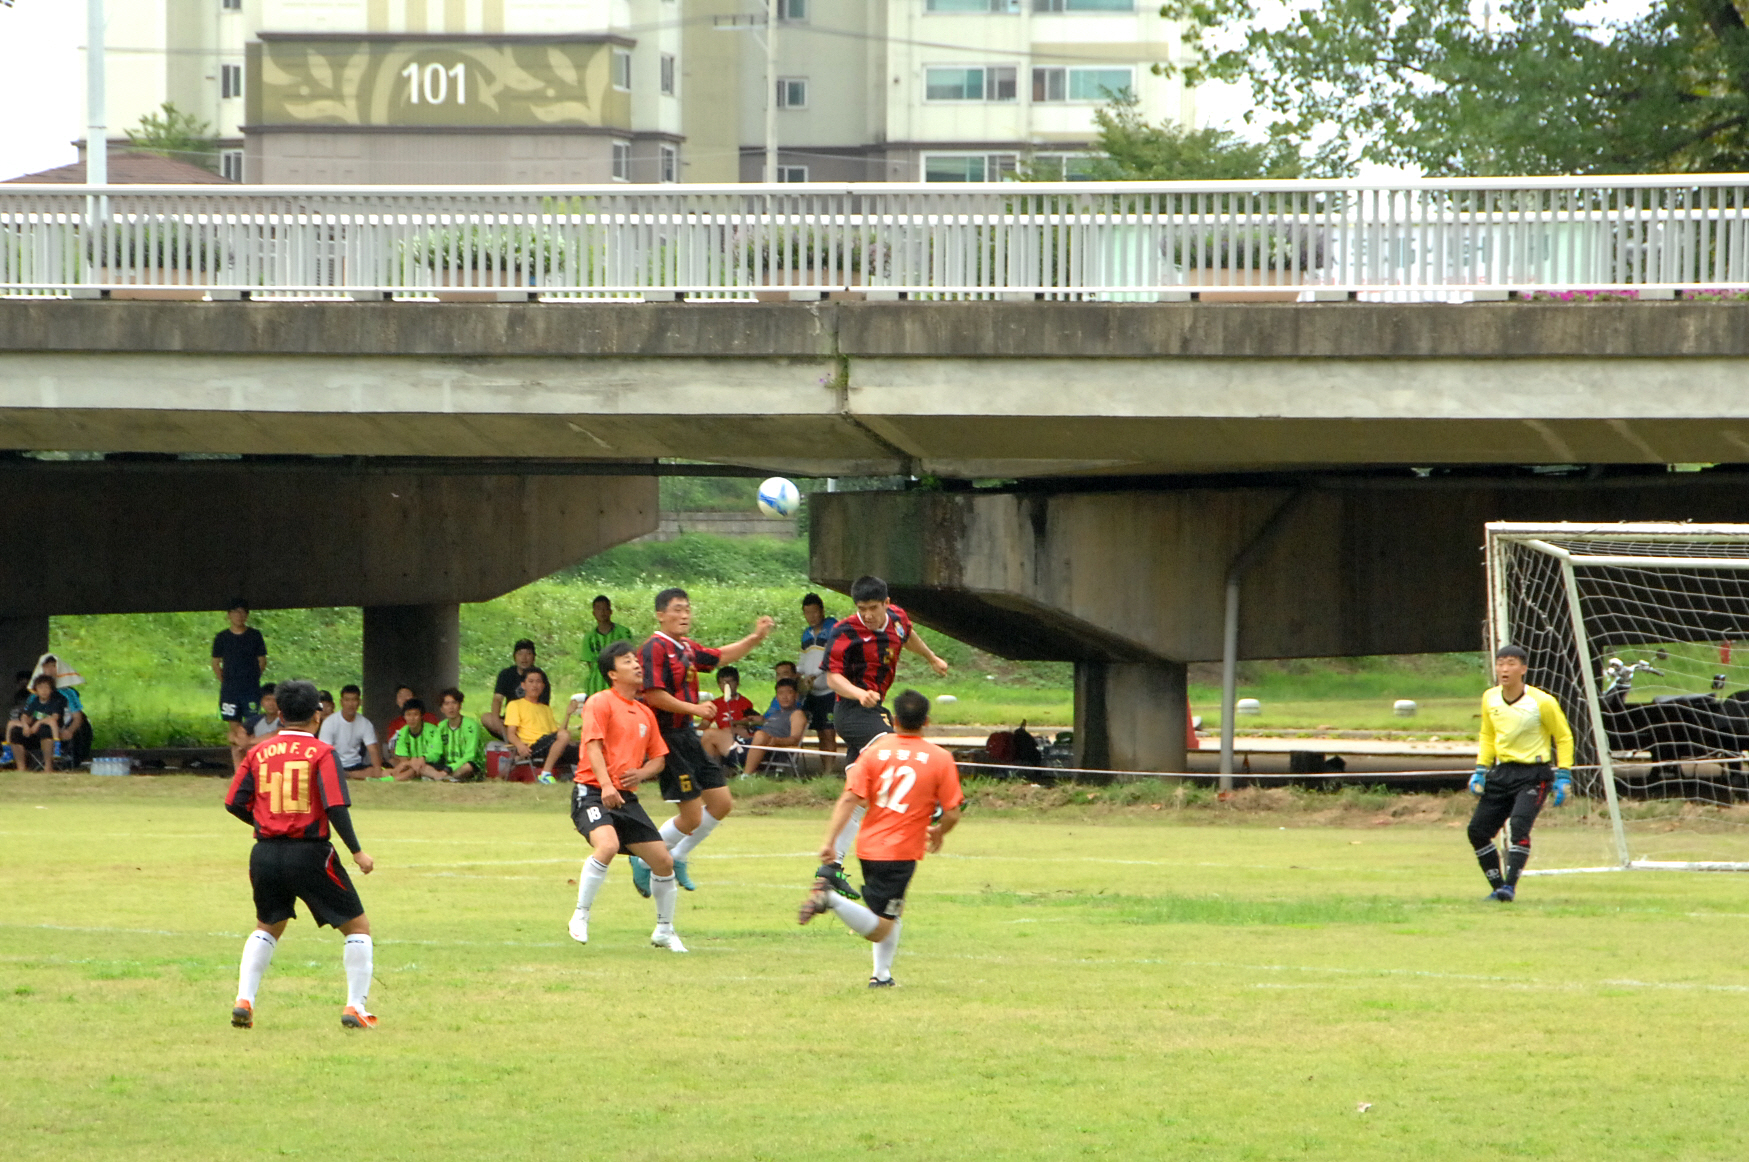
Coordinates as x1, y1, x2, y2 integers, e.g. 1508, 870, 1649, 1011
1467, 644, 1575, 902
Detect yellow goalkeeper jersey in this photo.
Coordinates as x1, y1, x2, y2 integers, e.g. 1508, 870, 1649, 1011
1478, 684, 1574, 768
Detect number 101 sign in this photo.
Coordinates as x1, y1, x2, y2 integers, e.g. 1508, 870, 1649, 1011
402, 62, 467, 105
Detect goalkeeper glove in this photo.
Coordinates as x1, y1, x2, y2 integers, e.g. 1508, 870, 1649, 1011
1552, 770, 1572, 806
1469, 767, 1487, 796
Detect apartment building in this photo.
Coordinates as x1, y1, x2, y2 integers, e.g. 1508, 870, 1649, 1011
93, 0, 1189, 183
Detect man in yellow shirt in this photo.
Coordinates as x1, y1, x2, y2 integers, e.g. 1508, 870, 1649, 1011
1469, 644, 1575, 902
504, 668, 574, 781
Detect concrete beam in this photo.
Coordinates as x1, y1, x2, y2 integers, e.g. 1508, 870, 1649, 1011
0, 616, 49, 690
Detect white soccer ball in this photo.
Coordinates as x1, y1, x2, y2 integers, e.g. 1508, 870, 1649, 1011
757, 477, 801, 518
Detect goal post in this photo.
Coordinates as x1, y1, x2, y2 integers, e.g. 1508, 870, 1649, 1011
1486, 522, 1749, 872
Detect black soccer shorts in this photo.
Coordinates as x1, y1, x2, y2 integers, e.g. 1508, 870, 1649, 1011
220, 694, 260, 724
858, 858, 916, 920
657, 726, 725, 801
249, 839, 364, 928
834, 700, 895, 763
803, 693, 835, 733
571, 782, 665, 848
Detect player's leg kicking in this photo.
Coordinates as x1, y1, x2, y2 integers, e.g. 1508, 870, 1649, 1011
799, 859, 912, 988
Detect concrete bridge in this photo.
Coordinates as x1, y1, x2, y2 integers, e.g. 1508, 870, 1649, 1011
6, 297, 1749, 754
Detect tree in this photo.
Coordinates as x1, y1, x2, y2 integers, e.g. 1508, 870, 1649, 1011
1158, 0, 1749, 175
124, 102, 218, 171
1023, 93, 1328, 180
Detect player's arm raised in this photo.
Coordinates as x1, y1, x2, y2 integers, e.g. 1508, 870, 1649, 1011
903, 629, 950, 677
714, 616, 777, 665
819, 786, 868, 862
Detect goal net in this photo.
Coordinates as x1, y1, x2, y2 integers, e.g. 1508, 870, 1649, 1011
1487, 523, 1749, 871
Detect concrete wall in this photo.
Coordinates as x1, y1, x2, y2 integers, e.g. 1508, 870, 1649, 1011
634, 511, 798, 542
811, 473, 1749, 664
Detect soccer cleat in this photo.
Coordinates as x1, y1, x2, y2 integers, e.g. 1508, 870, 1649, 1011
629, 855, 652, 898
650, 927, 688, 953
567, 912, 589, 944
797, 882, 831, 925
867, 976, 897, 989
341, 1006, 378, 1029
230, 999, 253, 1029
673, 861, 697, 891
1494, 885, 1516, 903
815, 861, 860, 901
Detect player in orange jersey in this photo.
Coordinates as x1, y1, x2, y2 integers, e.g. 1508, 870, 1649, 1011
568, 640, 687, 952
223, 680, 378, 1030
797, 689, 963, 987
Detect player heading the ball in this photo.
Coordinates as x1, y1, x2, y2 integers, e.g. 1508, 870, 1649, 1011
569, 640, 687, 952
223, 679, 379, 1030
1468, 644, 1575, 902
798, 689, 964, 988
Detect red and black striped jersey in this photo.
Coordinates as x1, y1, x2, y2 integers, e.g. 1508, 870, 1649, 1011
225, 731, 349, 842
825, 604, 913, 702
639, 632, 723, 731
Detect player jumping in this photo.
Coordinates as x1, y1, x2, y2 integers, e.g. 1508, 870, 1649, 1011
798, 689, 963, 987
223, 680, 379, 1030
1469, 644, 1575, 902
821, 575, 950, 875
628, 587, 774, 895
569, 640, 687, 952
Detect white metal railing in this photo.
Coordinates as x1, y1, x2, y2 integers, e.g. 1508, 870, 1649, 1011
5, 178, 1749, 299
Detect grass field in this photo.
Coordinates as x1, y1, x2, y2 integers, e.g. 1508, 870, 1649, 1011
7, 774, 1749, 1159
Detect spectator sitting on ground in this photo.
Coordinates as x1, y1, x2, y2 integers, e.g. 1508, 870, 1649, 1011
701, 665, 760, 766
249, 686, 282, 739
318, 683, 384, 780
9, 674, 68, 772
744, 678, 807, 776
31, 654, 90, 765
383, 684, 417, 754
388, 698, 448, 781
485, 639, 548, 741
317, 690, 336, 727
503, 668, 575, 781
436, 687, 487, 781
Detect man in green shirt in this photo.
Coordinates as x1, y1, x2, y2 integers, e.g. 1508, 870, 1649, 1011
436, 687, 487, 781
389, 699, 446, 781
581, 595, 634, 697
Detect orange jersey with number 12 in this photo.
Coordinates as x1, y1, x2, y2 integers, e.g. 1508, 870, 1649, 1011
844, 734, 965, 862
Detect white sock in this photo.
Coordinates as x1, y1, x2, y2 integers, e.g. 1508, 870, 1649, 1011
651, 872, 677, 929
834, 806, 866, 862
826, 890, 880, 937
236, 930, 277, 1003
343, 934, 372, 1011
872, 919, 902, 981
659, 818, 688, 851
671, 809, 722, 862
576, 856, 610, 914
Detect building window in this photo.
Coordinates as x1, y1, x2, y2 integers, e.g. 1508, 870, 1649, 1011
924, 66, 1015, 102
222, 0, 242, 10
778, 165, 809, 182
776, 77, 808, 109
660, 53, 675, 95
660, 144, 678, 183
1034, 0, 1133, 10
613, 49, 633, 91
1032, 66, 1133, 102
220, 150, 244, 181
777, 0, 808, 21
612, 141, 631, 181
927, 0, 1019, 10
221, 63, 243, 99
923, 153, 1017, 182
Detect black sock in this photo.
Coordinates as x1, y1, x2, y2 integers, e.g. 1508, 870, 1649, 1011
1505, 843, 1530, 886
1474, 844, 1504, 888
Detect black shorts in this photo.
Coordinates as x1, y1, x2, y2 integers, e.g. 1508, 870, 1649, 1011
220, 694, 259, 724
834, 700, 895, 762
570, 782, 665, 848
658, 727, 726, 801
858, 858, 916, 920
8, 721, 54, 745
803, 693, 836, 732
249, 839, 364, 928
529, 733, 576, 767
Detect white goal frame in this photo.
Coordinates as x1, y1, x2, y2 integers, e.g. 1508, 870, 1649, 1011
1486, 521, 1749, 873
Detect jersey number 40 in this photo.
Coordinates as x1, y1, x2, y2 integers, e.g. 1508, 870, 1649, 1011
261, 761, 312, 815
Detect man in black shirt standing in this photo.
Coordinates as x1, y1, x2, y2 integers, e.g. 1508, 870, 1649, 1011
483, 638, 549, 741
212, 598, 269, 769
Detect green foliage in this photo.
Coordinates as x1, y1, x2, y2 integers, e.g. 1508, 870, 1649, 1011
559, 534, 809, 588
1049, 92, 1323, 180
123, 102, 217, 171
1160, 0, 1749, 175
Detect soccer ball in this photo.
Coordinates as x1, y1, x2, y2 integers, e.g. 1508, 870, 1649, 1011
757, 477, 801, 519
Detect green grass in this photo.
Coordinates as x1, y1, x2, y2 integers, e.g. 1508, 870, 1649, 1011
6, 774, 1749, 1159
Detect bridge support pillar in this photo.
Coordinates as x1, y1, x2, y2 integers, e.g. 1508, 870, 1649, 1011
363, 604, 460, 737
1073, 660, 1188, 780
0, 615, 50, 689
